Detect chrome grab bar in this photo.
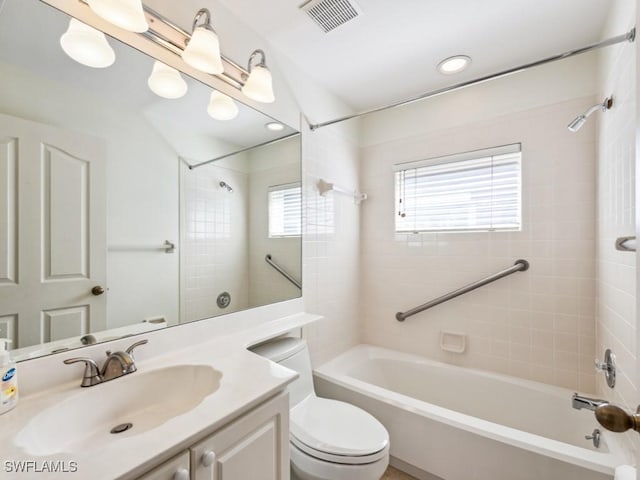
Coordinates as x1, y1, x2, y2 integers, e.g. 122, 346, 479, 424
108, 240, 175, 254
396, 259, 530, 321
265, 254, 301, 290
615, 236, 636, 252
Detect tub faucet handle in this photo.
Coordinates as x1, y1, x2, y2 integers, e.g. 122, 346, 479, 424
584, 428, 601, 448
594, 349, 616, 388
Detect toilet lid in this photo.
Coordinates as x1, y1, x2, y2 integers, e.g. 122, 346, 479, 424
290, 396, 389, 461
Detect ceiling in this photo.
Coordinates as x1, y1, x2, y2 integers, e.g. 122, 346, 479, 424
215, 0, 614, 111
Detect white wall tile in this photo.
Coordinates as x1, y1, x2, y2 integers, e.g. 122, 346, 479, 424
595, 19, 639, 460
360, 97, 597, 391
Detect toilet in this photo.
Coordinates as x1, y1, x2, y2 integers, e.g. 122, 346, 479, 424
251, 337, 389, 480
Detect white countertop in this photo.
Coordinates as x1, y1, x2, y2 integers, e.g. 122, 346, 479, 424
0, 312, 321, 479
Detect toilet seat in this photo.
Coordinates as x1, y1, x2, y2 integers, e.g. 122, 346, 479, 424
290, 396, 389, 465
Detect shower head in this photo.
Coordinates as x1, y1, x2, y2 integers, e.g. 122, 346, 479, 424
567, 96, 613, 132
567, 115, 587, 132
219, 181, 233, 193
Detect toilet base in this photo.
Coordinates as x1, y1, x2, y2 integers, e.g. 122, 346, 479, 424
290, 441, 389, 480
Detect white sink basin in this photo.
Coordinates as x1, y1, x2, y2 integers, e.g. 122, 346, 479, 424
14, 364, 222, 456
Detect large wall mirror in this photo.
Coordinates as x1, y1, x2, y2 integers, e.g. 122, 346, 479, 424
0, 0, 302, 360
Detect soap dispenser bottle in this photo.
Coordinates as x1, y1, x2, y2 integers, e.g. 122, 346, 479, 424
0, 339, 17, 414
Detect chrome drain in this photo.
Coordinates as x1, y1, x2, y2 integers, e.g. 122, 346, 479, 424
110, 423, 133, 434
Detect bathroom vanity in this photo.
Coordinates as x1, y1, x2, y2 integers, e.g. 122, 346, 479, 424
0, 312, 320, 479
138, 392, 288, 480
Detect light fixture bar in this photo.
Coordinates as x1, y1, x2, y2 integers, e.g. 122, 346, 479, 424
188, 132, 300, 170
308, 28, 636, 131
77, 1, 249, 89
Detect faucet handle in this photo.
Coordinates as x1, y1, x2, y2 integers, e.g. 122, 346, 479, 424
125, 339, 148, 360
63, 357, 102, 387
594, 348, 616, 388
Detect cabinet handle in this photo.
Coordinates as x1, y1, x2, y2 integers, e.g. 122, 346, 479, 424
201, 450, 216, 468
173, 468, 189, 480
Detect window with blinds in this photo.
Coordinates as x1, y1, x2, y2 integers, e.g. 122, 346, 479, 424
268, 183, 302, 237
395, 144, 522, 233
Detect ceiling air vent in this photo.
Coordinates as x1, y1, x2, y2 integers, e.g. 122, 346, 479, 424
300, 0, 362, 33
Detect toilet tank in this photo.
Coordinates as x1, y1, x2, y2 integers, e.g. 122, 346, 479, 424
250, 337, 315, 407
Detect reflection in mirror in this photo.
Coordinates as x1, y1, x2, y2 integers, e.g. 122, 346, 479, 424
181, 136, 302, 322
0, 0, 301, 360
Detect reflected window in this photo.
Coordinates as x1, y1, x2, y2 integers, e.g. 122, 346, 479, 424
268, 183, 302, 237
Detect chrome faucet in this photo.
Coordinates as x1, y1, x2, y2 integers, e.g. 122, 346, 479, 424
64, 339, 148, 387
572, 392, 608, 411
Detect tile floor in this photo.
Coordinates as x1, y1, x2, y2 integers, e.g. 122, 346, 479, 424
382, 466, 418, 480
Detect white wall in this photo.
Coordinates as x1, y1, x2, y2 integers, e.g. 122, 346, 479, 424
359, 58, 601, 392
595, 0, 638, 461
0, 61, 180, 334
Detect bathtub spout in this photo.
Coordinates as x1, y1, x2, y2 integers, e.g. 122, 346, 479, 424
572, 393, 608, 411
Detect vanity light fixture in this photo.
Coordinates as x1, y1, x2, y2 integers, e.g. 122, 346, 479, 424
60, 18, 116, 68
207, 91, 239, 121
437, 55, 471, 75
147, 61, 188, 99
182, 8, 224, 75
241, 49, 275, 103
87, 0, 148, 33
265, 122, 285, 132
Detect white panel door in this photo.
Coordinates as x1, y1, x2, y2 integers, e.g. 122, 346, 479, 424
0, 113, 106, 348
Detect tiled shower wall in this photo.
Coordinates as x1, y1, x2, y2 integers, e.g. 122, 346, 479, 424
595, 0, 638, 460
360, 97, 598, 392
302, 122, 361, 366
181, 161, 249, 322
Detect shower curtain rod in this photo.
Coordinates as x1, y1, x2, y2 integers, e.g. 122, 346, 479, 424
188, 132, 301, 170
308, 28, 636, 131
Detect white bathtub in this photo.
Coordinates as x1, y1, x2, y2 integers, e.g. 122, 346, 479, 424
314, 345, 626, 480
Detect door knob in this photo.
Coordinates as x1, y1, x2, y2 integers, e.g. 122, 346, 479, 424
91, 286, 105, 296
595, 404, 640, 433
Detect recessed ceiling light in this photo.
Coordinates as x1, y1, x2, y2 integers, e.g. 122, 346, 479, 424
265, 122, 284, 131
437, 55, 471, 75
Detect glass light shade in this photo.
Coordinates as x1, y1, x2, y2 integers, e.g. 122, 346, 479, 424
147, 61, 188, 99
241, 65, 275, 103
60, 19, 116, 69
207, 91, 238, 121
182, 27, 223, 74
87, 0, 148, 33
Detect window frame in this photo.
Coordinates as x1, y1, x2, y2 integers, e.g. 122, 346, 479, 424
393, 143, 522, 234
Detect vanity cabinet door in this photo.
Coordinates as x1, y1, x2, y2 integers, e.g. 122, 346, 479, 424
135, 451, 190, 480
191, 392, 289, 480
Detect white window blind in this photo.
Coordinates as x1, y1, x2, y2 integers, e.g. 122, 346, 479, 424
268, 183, 302, 237
394, 144, 521, 233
